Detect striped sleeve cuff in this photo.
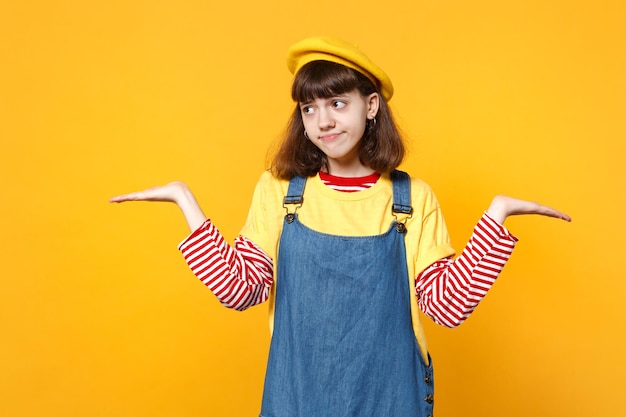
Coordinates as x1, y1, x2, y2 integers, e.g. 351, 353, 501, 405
178, 219, 274, 311
415, 213, 518, 327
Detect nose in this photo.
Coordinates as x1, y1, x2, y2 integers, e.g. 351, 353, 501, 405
318, 108, 335, 130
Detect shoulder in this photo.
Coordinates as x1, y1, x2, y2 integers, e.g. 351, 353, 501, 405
408, 175, 435, 194
391, 171, 439, 203
253, 170, 290, 197
257, 169, 286, 186
400, 172, 443, 215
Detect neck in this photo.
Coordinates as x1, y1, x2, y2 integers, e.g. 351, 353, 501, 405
323, 162, 375, 178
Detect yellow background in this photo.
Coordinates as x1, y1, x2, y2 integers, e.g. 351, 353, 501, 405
1, 0, 624, 416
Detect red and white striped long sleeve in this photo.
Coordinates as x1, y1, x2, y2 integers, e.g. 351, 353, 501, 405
178, 220, 273, 311
415, 212, 518, 328
178, 213, 517, 321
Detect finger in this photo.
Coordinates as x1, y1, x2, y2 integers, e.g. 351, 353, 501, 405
553, 211, 572, 222
109, 195, 132, 203
109, 192, 144, 203
539, 205, 572, 222
109, 194, 128, 203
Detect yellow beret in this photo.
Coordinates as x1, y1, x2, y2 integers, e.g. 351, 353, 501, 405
286, 37, 394, 101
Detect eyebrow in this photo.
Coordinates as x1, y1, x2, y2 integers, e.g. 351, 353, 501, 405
300, 94, 350, 105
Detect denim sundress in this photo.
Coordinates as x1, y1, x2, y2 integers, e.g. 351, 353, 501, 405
260, 171, 435, 417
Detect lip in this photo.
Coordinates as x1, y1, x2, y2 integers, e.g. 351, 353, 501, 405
319, 132, 342, 141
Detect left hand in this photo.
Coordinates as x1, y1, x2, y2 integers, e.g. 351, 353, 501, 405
486, 195, 571, 224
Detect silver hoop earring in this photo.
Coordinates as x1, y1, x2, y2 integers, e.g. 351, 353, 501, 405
367, 118, 377, 130
304, 130, 309, 139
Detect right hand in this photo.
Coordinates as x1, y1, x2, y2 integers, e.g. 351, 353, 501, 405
109, 181, 189, 204
110, 182, 207, 231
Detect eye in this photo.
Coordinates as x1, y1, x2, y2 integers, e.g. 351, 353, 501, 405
301, 105, 314, 115
332, 100, 346, 109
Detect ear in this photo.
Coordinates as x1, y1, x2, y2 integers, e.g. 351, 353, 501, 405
366, 92, 380, 120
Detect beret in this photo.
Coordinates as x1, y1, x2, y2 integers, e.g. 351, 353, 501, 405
286, 37, 394, 101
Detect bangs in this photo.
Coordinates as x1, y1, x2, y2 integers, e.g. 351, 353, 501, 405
291, 61, 372, 103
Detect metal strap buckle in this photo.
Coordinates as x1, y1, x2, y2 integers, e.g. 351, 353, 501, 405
283, 196, 303, 223
392, 204, 413, 233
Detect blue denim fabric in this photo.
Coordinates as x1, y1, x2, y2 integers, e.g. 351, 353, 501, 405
260, 172, 434, 417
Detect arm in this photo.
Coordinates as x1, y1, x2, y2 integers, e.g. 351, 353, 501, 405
110, 182, 274, 310
416, 196, 570, 328
179, 220, 274, 310
416, 213, 516, 327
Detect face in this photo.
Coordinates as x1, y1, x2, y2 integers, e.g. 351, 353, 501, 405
300, 89, 379, 176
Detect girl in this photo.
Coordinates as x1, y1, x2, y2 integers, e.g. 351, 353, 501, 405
111, 37, 570, 417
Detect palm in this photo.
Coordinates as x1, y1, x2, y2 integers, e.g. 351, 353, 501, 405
109, 181, 186, 203
488, 195, 571, 223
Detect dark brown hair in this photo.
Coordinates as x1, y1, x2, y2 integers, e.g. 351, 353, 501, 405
270, 61, 405, 179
